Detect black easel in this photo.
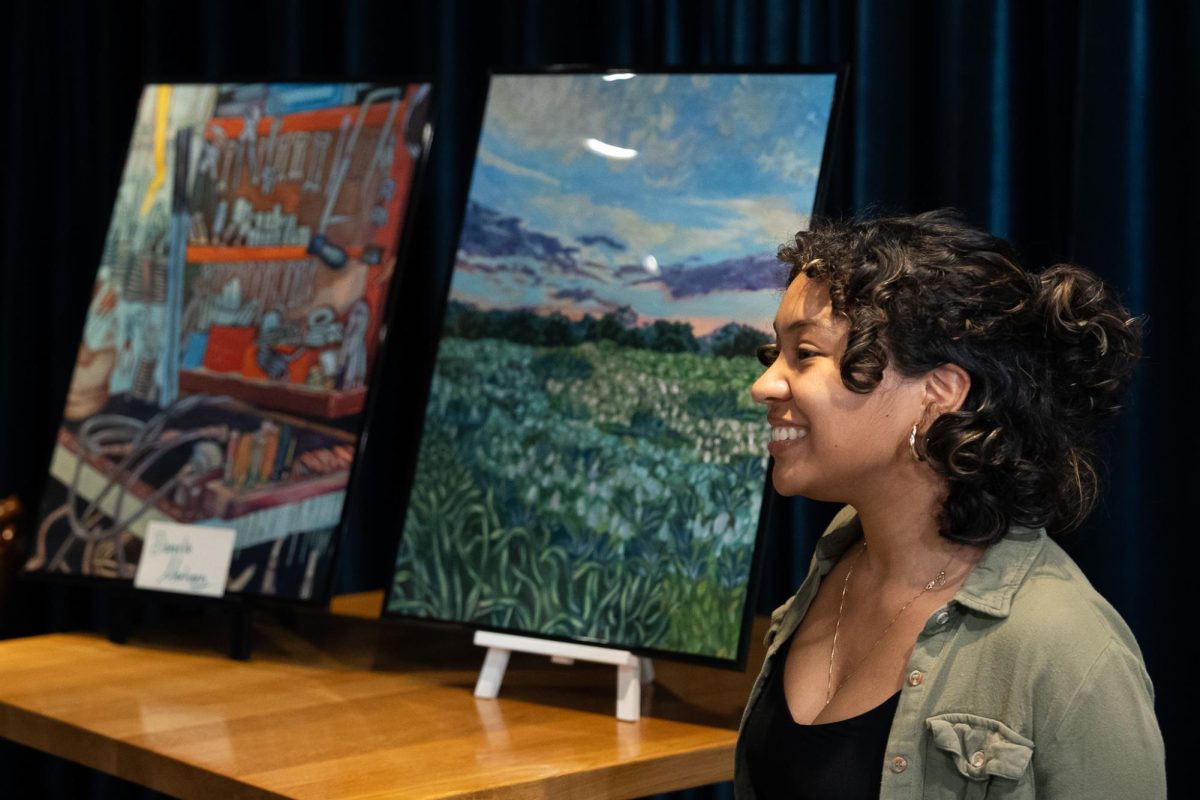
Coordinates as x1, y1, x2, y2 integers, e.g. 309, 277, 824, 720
104, 586, 257, 661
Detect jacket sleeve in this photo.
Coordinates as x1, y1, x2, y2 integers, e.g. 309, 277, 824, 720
1033, 638, 1166, 799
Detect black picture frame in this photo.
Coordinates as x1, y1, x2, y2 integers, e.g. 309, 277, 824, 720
382, 64, 848, 670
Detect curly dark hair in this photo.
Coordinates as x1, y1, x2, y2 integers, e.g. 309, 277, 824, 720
779, 209, 1144, 545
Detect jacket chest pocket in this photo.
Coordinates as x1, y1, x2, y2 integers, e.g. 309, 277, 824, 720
923, 713, 1035, 800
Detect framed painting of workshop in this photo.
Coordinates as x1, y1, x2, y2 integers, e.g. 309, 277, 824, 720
25, 81, 432, 603
386, 69, 842, 666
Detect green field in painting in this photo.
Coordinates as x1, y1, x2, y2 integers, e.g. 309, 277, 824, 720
389, 336, 768, 659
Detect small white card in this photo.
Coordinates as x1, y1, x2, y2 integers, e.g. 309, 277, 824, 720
134, 521, 236, 598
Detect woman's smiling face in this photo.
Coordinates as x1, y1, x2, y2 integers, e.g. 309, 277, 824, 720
750, 274, 924, 501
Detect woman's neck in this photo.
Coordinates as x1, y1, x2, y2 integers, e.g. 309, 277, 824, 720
848, 471, 983, 589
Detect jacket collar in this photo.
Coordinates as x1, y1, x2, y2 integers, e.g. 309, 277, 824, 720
813, 505, 1047, 619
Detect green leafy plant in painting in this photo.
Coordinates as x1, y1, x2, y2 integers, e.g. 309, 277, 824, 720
390, 336, 768, 659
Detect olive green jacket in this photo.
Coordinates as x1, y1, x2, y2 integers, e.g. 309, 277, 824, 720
734, 504, 1166, 799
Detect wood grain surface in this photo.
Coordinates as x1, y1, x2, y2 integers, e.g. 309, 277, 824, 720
0, 597, 765, 799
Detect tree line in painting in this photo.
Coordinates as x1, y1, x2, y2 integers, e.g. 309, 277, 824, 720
442, 300, 771, 358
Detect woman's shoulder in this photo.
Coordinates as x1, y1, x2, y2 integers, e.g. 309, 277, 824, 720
983, 534, 1151, 691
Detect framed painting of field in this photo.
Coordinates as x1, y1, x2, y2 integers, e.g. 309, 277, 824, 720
387, 69, 840, 663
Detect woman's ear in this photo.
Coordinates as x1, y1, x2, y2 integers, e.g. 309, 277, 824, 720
924, 362, 971, 415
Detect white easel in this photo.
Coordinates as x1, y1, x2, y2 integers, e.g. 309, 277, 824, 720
473, 630, 655, 722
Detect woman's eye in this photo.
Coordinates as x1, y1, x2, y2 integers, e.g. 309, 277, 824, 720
796, 348, 818, 360
756, 344, 779, 367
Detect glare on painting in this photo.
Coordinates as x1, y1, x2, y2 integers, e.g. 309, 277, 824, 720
389, 73, 837, 660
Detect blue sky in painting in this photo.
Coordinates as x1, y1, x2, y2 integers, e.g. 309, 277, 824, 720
451, 73, 837, 334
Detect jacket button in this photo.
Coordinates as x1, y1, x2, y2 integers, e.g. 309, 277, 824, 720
935, 610, 950, 625
907, 670, 924, 686
891, 755, 908, 773
970, 750, 987, 768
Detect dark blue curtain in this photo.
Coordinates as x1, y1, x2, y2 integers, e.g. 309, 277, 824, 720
1, 2, 1191, 797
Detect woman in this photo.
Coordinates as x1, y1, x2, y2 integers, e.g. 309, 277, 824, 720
735, 210, 1165, 799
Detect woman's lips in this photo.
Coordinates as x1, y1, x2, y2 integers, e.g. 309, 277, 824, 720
767, 426, 807, 457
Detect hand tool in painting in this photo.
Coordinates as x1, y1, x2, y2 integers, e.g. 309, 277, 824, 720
281, 436, 298, 481
191, 141, 221, 234
189, 212, 210, 245
268, 203, 285, 245
281, 213, 299, 246
314, 90, 403, 267
245, 428, 265, 489
224, 197, 253, 245
299, 546, 319, 600
305, 234, 348, 268
259, 116, 283, 194
261, 537, 285, 595
328, 112, 352, 190
370, 188, 395, 229
337, 299, 371, 390
224, 430, 240, 483
357, 95, 402, 214
218, 139, 236, 194
172, 440, 225, 513
368, 137, 397, 228
303, 132, 332, 193
227, 564, 256, 593
205, 123, 230, 193
256, 341, 306, 381
233, 430, 254, 488
318, 350, 339, 382
305, 363, 329, 389
196, 140, 220, 182
304, 306, 344, 347
287, 132, 309, 181
319, 89, 402, 243
243, 107, 262, 187
268, 134, 291, 195
229, 131, 244, 192
257, 309, 293, 345
273, 425, 294, 480
259, 422, 280, 483
286, 525, 300, 567
212, 199, 229, 241
247, 210, 263, 246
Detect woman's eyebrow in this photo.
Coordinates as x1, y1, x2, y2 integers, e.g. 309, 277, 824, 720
773, 318, 830, 337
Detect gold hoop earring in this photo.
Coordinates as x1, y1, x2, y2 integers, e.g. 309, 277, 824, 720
909, 423, 927, 462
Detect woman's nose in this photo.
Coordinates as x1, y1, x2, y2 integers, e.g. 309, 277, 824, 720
750, 363, 791, 405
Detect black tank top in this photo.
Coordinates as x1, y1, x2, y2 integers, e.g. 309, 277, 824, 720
742, 633, 900, 799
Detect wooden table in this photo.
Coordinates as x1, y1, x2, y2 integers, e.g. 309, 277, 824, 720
0, 593, 763, 799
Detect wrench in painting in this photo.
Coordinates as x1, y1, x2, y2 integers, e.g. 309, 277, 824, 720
259, 116, 283, 194
318, 88, 403, 238
304, 131, 332, 193
239, 106, 261, 187
287, 131, 309, 182
358, 95, 401, 213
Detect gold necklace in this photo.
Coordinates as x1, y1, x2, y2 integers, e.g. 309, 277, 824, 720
824, 540, 956, 706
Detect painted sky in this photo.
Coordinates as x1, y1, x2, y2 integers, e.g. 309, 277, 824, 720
451, 73, 837, 334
